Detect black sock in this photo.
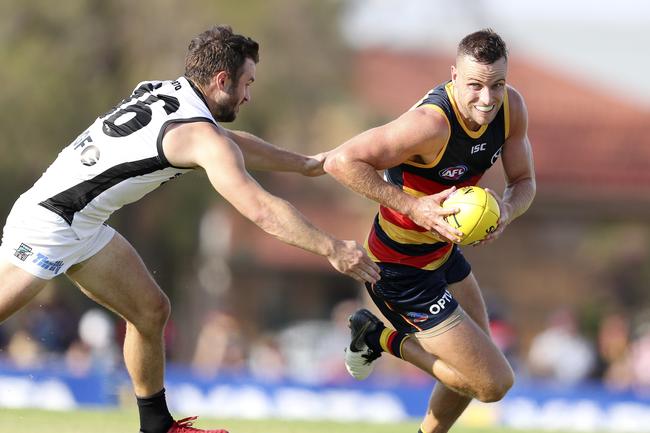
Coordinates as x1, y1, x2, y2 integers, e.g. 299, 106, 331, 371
137, 388, 174, 433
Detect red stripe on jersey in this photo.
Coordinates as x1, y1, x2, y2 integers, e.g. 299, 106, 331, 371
368, 226, 453, 268
402, 171, 482, 195
381, 172, 483, 231
379, 206, 426, 231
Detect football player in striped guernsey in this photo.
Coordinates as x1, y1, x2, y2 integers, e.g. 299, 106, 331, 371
325, 29, 535, 433
0, 25, 380, 433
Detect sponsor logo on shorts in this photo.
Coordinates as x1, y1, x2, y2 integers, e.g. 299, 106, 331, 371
406, 312, 429, 323
32, 253, 64, 274
439, 165, 467, 180
13, 243, 34, 261
429, 290, 453, 315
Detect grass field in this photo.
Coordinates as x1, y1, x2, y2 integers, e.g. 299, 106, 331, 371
0, 408, 560, 433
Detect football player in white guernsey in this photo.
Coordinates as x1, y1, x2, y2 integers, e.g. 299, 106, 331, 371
0, 25, 380, 433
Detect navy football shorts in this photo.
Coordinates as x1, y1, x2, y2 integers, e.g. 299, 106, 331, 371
365, 245, 471, 334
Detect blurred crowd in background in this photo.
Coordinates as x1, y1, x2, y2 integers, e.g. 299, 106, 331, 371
2, 287, 650, 394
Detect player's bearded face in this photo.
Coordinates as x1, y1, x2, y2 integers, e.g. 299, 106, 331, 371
213, 87, 241, 122
213, 59, 256, 123
451, 56, 507, 130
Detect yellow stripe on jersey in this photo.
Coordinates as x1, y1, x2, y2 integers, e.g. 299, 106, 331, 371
365, 220, 453, 270
402, 186, 427, 197
404, 104, 451, 169
420, 247, 454, 271
445, 82, 488, 139
364, 238, 380, 263
378, 212, 445, 244
371, 217, 455, 271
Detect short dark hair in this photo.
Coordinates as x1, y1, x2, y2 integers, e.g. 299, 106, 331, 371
185, 25, 259, 86
457, 29, 508, 64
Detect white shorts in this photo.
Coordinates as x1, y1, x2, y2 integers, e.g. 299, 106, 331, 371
0, 202, 115, 280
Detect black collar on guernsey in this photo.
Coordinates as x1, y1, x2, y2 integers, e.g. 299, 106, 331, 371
184, 76, 211, 110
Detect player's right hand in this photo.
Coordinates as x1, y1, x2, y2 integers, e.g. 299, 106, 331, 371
477, 187, 510, 245
327, 239, 381, 284
407, 186, 463, 243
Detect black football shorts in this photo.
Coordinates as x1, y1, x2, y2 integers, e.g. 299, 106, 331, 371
365, 245, 471, 334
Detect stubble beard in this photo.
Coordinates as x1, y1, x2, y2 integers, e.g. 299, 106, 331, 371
213, 101, 238, 122
213, 88, 239, 122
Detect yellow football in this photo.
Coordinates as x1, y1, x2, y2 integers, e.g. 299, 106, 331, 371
442, 186, 500, 245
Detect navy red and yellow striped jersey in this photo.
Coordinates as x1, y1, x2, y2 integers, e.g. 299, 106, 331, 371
366, 81, 510, 270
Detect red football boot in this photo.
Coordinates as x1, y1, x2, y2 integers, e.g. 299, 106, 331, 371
167, 416, 228, 433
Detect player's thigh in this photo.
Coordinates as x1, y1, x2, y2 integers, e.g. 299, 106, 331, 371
0, 260, 49, 322
65, 232, 170, 325
448, 272, 489, 332
416, 308, 511, 384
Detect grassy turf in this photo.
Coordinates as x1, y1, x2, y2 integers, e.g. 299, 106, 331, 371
0, 408, 558, 433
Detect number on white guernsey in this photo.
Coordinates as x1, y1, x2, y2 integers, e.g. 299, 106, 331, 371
102, 85, 180, 138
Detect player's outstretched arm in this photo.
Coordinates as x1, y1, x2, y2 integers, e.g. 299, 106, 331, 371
483, 87, 536, 243
324, 108, 463, 243
226, 129, 327, 176
163, 122, 380, 283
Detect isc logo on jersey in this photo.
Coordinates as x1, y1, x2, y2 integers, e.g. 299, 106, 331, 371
439, 165, 467, 180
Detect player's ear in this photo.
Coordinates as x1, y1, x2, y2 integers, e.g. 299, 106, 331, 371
450, 65, 457, 84
214, 70, 229, 91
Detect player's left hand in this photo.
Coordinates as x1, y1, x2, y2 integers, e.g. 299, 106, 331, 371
474, 188, 511, 245
327, 239, 381, 284
302, 152, 329, 176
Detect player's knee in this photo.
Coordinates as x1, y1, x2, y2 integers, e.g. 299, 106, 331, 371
132, 290, 171, 333
476, 370, 514, 403
149, 291, 171, 327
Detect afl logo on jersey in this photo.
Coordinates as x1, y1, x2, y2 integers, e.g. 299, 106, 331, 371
80, 145, 101, 166
439, 165, 467, 180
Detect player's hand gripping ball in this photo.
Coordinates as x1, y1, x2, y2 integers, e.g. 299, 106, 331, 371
442, 186, 500, 245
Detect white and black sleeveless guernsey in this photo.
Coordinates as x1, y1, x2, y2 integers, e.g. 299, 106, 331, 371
17, 76, 215, 240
